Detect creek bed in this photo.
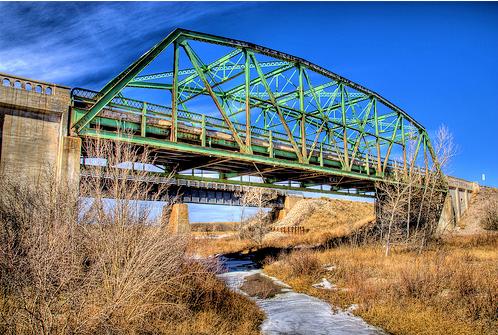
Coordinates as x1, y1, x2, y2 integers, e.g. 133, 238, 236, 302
218, 252, 384, 335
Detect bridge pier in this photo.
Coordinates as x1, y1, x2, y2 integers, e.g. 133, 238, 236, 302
274, 195, 303, 221
438, 179, 478, 232
163, 203, 190, 234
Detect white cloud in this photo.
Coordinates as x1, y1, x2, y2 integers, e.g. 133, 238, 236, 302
0, 2, 245, 87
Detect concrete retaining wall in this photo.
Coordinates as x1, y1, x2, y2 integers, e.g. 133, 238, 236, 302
0, 73, 79, 184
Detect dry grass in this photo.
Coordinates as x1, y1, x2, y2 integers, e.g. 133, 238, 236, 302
188, 235, 255, 257
0, 175, 263, 335
240, 273, 284, 299
265, 234, 498, 335
190, 221, 239, 233
264, 215, 376, 248
0, 136, 263, 335
276, 198, 374, 231
190, 215, 377, 256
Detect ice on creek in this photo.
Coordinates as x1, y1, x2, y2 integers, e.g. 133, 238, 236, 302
219, 269, 384, 335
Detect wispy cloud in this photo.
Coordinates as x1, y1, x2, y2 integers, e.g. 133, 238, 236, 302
0, 2, 242, 87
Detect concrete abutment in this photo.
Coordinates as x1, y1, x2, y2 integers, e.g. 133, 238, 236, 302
0, 73, 80, 186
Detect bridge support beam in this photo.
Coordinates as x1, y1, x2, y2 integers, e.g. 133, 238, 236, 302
59, 136, 81, 188
437, 194, 456, 234
165, 203, 190, 234
274, 195, 303, 221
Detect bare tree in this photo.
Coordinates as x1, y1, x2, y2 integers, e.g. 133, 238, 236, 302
0, 132, 196, 334
375, 125, 457, 255
237, 187, 277, 245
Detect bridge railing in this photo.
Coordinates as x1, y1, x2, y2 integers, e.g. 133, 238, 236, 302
73, 87, 401, 175
1, 72, 69, 97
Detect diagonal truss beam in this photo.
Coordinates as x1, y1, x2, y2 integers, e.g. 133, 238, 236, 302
249, 52, 304, 163
181, 41, 248, 153
72, 29, 183, 132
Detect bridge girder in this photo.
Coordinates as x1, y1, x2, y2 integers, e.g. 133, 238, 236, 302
71, 28, 439, 194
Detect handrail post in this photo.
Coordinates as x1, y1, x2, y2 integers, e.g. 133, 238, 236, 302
201, 115, 206, 147
141, 102, 147, 137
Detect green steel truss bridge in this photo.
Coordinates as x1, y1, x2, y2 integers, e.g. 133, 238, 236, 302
71, 28, 438, 197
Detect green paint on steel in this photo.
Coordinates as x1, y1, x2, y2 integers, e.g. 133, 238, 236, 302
70, 28, 440, 191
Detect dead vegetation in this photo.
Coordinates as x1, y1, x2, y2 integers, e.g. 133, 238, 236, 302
237, 188, 277, 245
275, 198, 374, 231
458, 187, 498, 233
373, 125, 457, 255
481, 199, 498, 231
240, 273, 284, 299
0, 136, 263, 335
264, 234, 498, 335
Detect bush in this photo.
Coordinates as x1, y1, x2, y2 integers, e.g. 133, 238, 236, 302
0, 137, 263, 335
240, 273, 284, 299
481, 200, 498, 231
284, 250, 322, 277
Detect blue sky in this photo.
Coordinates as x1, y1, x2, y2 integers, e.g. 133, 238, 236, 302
1, 2, 497, 219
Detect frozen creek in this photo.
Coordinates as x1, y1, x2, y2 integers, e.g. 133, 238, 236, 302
218, 255, 384, 335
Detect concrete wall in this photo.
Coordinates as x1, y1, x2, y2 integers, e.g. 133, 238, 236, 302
438, 177, 479, 231
275, 195, 304, 220
0, 73, 79, 184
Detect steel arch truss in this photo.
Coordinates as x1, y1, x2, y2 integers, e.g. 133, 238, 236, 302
71, 28, 438, 196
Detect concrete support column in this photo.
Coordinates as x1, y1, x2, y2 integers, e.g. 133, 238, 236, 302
462, 189, 468, 214
437, 194, 455, 234
454, 188, 461, 221
59, 136, 81, 189
165, 203, 190, 234
274, 195, 303, 221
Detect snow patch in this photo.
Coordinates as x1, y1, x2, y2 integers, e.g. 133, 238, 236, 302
312, 278, 337, 290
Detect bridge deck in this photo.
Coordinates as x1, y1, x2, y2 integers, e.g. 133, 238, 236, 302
72, 88, 402, 194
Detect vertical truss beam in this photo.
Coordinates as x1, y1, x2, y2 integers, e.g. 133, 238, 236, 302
382, 115, 401, 173
141, 102, 147, 137
299, 65, 307, 160
341, 84, 350, 170
181, 41, 248, 153
348, 99, 373, 170
170, 42, 179, 142
373, 99, 382, 175
244, 49, 252, 152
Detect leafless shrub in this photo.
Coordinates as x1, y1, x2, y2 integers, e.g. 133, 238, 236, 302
240, 273, 284, 298
375, 125, 455, 255
0, 134, 262, 334
237, 187, 277, 244
283, 250, 322, 277
480, 200, 498, 231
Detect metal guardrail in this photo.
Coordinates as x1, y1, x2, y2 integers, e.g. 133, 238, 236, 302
72, 88, 401, 172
